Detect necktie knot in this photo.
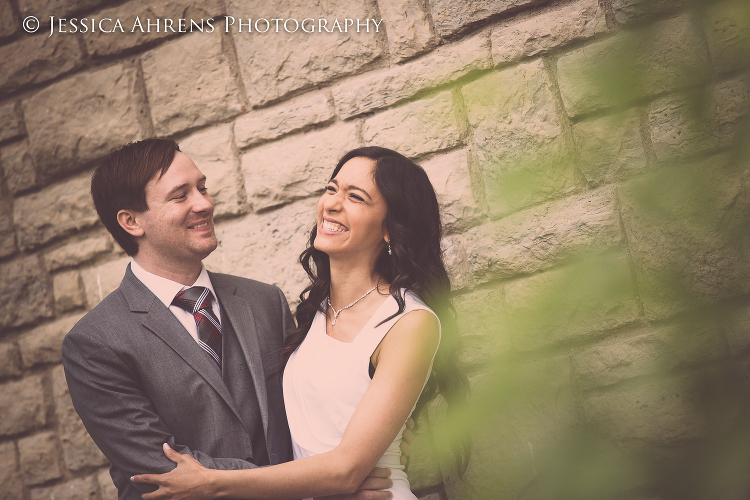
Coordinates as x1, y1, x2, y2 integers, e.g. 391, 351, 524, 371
172, 286, 213, 313
172, 286, 222, 367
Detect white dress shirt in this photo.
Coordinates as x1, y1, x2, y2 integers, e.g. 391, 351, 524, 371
130, 259, 221, 343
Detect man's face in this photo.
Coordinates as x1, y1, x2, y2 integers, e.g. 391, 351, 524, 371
135, 152, 217, 268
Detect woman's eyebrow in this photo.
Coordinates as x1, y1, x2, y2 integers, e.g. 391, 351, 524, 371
348, 184, 372, 200
329, 178, 372, 200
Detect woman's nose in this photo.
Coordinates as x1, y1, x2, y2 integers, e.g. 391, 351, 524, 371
323, 192, 342, 212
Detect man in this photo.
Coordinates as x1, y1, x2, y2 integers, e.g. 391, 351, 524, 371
62, 138, 396, 499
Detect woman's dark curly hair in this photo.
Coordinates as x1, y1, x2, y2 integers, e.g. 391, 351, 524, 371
281, 146, 470, 475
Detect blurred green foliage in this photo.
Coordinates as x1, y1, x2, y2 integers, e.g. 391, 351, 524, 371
430, 0, 750, 498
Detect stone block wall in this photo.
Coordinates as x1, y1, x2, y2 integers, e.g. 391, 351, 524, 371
1, 0, 749, 499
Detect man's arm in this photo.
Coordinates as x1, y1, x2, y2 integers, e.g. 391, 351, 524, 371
62, 328, 261, 494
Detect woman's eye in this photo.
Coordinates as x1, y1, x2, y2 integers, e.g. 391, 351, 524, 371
326, 185, 336, 193
350, 194, 364, 202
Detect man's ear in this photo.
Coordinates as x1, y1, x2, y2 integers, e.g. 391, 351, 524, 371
117, 209, 144, 237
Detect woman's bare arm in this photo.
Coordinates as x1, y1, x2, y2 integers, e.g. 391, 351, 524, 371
132, 309, 439, 500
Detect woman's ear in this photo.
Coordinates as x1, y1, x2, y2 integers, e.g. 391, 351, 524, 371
117, 209, 144, 237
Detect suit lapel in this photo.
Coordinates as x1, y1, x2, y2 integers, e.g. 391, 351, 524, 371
119, 266, 244, 425
211, 275, 270, 439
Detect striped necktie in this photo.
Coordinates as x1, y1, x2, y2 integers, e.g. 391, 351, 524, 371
172, 286, 222, 367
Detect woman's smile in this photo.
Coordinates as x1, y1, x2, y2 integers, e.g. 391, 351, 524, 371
320, 217, 349, 234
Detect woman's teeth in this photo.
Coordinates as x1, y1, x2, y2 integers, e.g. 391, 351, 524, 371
323, 221, 347, 232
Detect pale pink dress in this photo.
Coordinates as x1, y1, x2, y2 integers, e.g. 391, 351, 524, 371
283, 291, 440, 500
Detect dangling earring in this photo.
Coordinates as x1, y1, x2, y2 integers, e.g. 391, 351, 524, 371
387, 242, 392, 255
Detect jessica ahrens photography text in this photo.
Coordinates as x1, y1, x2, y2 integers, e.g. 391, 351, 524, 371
24, 15, 384, 37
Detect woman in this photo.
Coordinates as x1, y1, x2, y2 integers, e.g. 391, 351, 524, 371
133, 147, 469, 499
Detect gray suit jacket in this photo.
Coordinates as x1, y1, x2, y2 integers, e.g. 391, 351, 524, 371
62, 265, 294, 499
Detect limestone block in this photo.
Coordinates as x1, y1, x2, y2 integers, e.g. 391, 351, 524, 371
228, 0, 385, 107
459, 186, 623, 284
19, 312, 85, 368
1, 140, 37, 194
430, 0, 550, 38
574, 109, 648, 187
0, 32, 82, 94
18, 432, 63, 486
0, 343, 22, 379
419, 149, 482, 229
45, 236, 113, 271
648, 76, 749, 162
581, 374, 704, 445
703, 0, 750, 74
52, 365, 108, 471
23, 64, 145, 178
53, 269, 85, 312
332, 33, 492, 119
453, 284, 510, 370
724, 304, 750, 355
0, 191, 16, 258
363, 92, 461, 158
234, 92, 334, 148
632, 14, 709, 95
557, 15, 708, 118
83, 0, 225, 57
378, 0, 438, 61
443, 357, 575, 499
97, 468, 118, 500
441, 235, 473, 291
80, 257, 130, 309
0, 101, 23, 143
611, 0, 687, 24
462, 61, 574, 217
142, 30, 244, 136
205, 198, 316, 303
29, 476, 98, 500
0, 255, 54, 329
0, 442, 24, 500
0, 375, 46, 437
572, 319, 728, 390
0, 0, 18, 38
709, 74, 750, 148
648, 95, 719, 162
241, 122, 359, 211
491, 0, 606, 65
619, 156, 750, 320
13, 173, 98, 250
504, 252, 639, 351
180, 124, 247, 218
19, 0, 104, 19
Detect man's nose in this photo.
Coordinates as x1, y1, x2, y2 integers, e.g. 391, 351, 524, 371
192, 189, 214, 212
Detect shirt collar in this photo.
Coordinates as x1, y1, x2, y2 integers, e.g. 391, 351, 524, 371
130, 259, 217, 309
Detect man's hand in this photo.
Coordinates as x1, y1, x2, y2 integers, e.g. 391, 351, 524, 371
399, 417, 415, 467
315, 467, 393, 500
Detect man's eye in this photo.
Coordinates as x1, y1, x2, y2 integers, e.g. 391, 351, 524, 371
326, 185, 336, 193
199, 186, 208, 193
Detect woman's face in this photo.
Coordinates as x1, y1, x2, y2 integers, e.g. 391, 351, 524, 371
314, 156, 389, 261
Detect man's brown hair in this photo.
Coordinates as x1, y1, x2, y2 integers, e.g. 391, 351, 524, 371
91, 138, 180, 256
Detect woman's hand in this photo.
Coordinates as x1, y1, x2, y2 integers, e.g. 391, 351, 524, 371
131, 444, 217, 500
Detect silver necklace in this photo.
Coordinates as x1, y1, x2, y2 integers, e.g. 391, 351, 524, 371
327, 285, 378, 326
